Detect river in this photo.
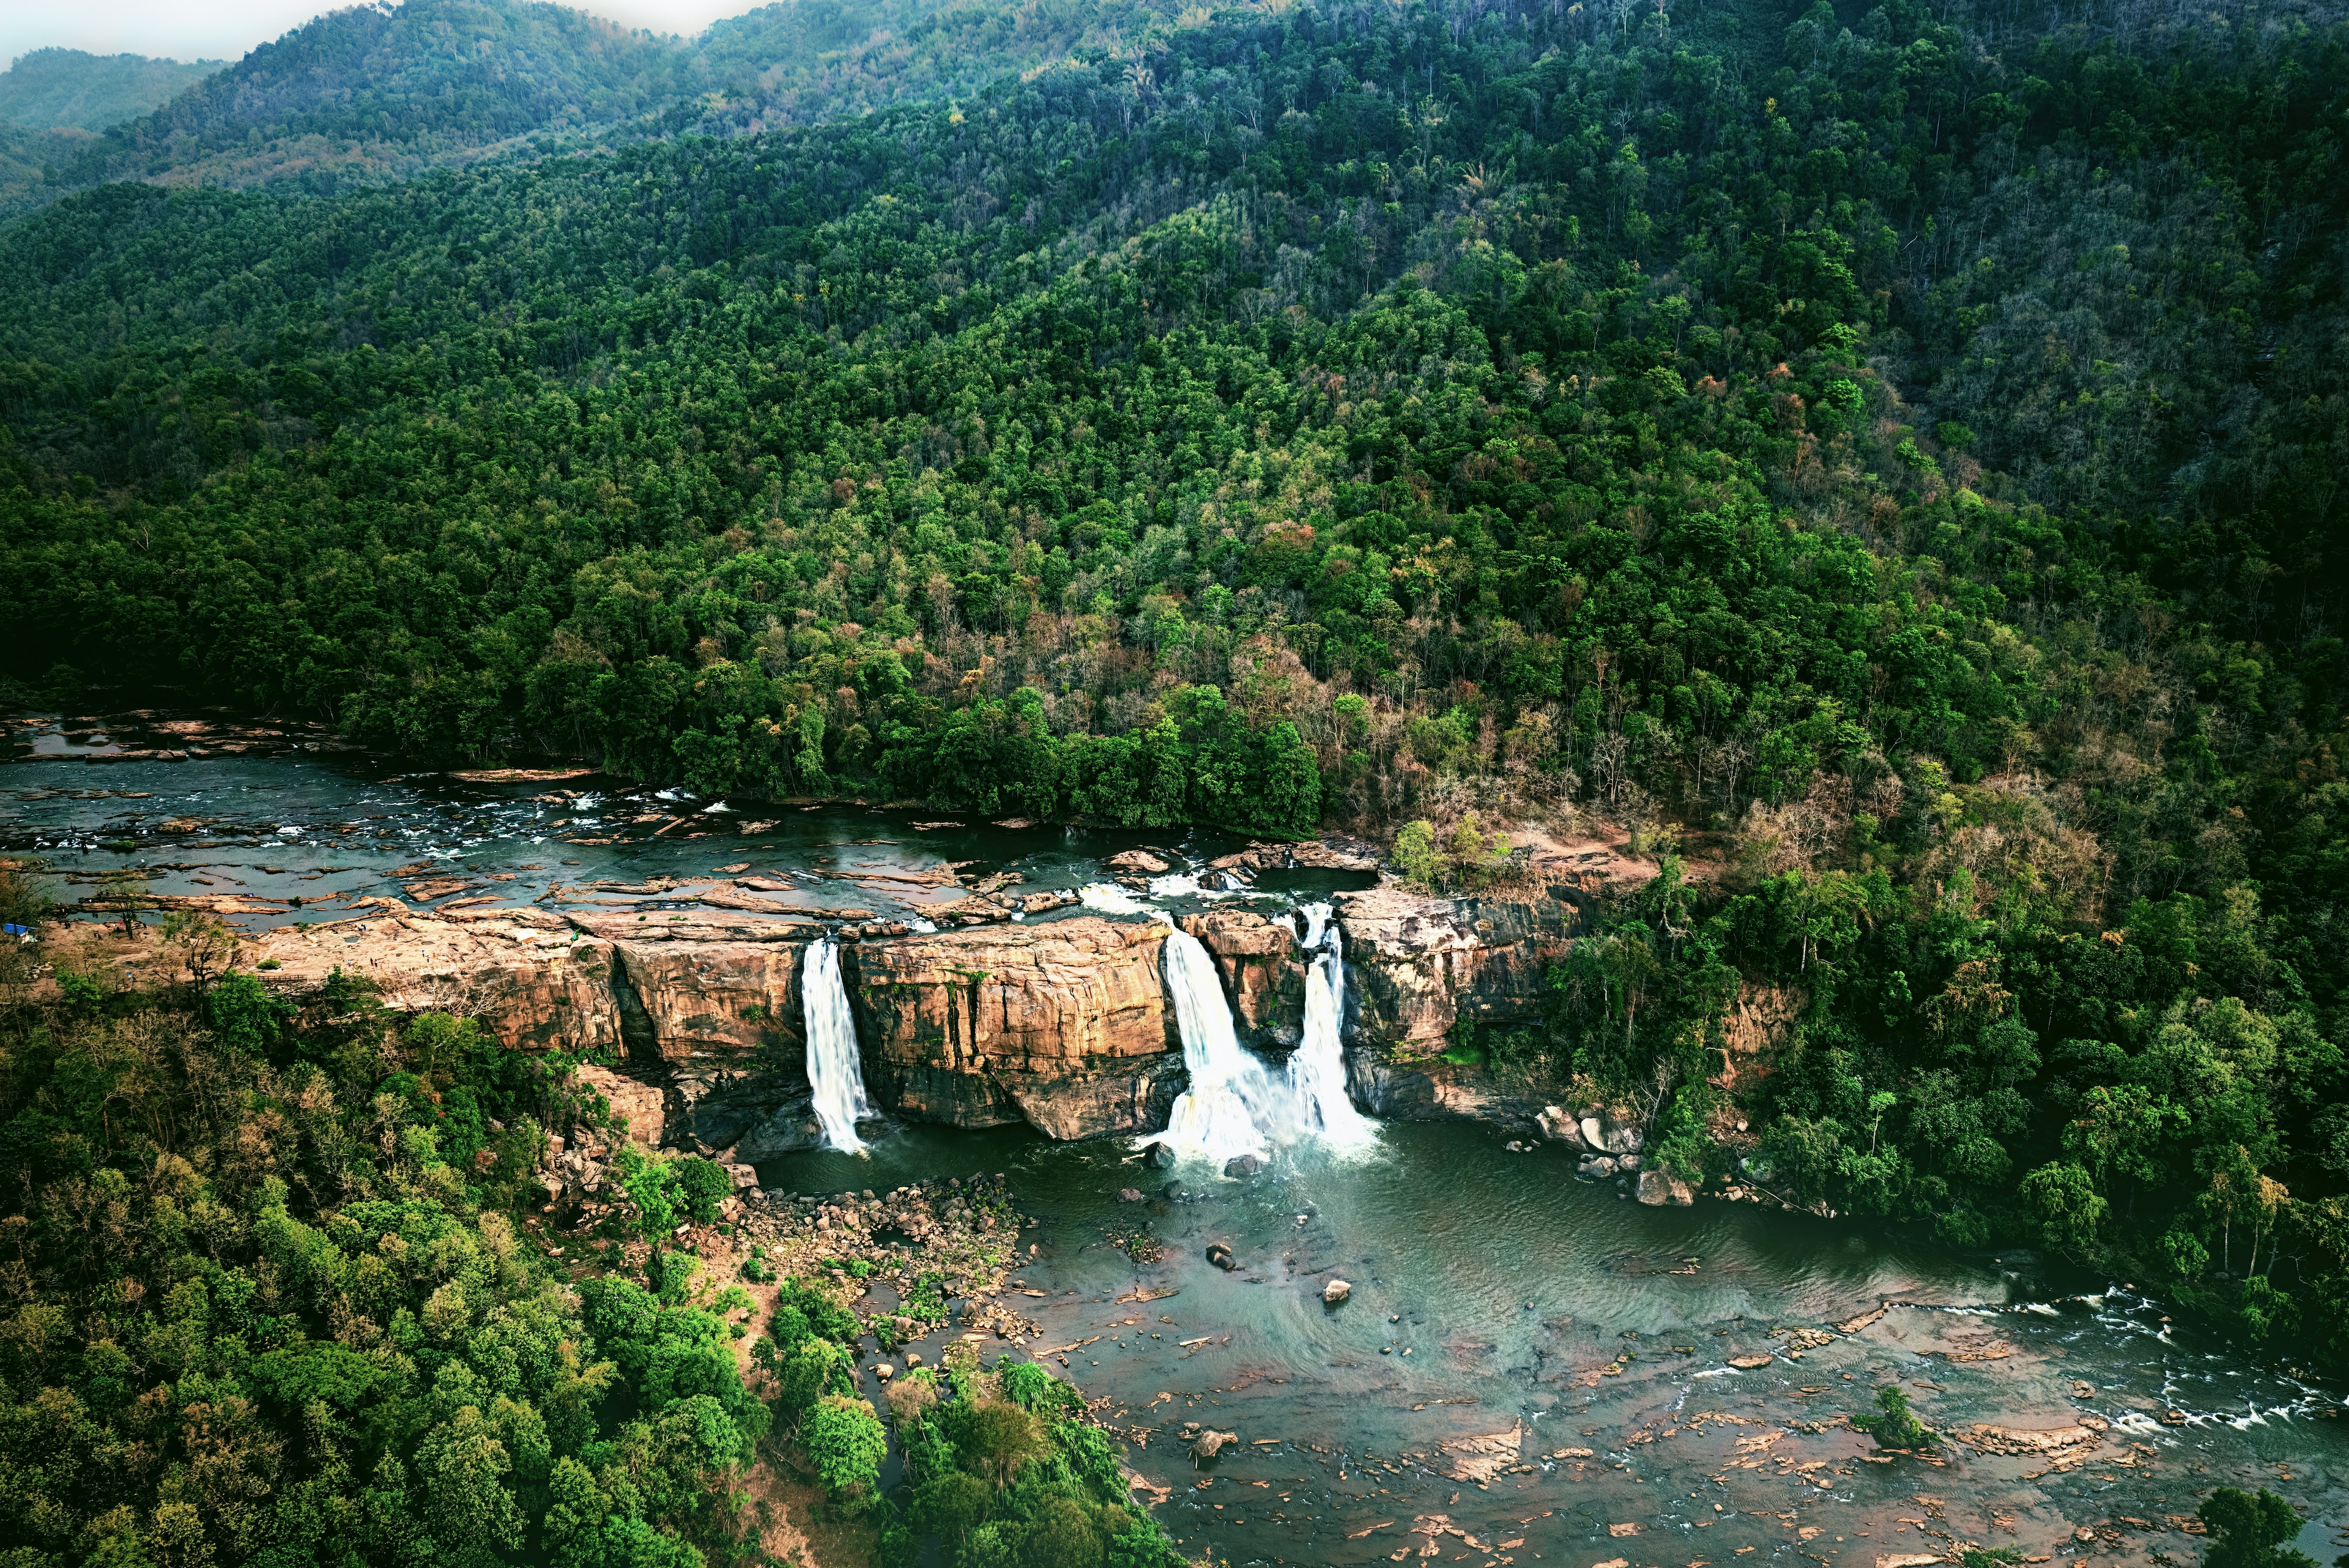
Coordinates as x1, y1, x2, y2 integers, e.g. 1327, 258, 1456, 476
11, 712, 2348, 1567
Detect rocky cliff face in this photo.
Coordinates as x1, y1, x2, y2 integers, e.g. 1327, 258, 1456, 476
1176, 909, 1306, 1052
237, 844, 1682, 1153
607, 937, 822, 1163
849, 916, 1182, 1141
1331, 886, 1587, 1119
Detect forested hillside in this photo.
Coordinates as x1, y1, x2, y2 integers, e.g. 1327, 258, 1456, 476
2, 0, 2348, 1419
7, 0, 1178, 210
0, 48, 220, 132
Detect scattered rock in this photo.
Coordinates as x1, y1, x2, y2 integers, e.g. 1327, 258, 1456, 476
1105, 849, 1173, 874
1116, 1187, 1144, 1203
1636, 1168, 1694, 1206
1206, 1243, 1237, 1271
1323, 1278, 1352, 1306
1192, 1429, 1239, 1461
726, 1163, 760, 1189
1223, 1153, 1265, 1178
1726, 1354, 1774, 1369
1537, 1105, 1586, 1148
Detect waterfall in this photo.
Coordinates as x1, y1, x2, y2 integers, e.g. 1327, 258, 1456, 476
1291, 902, 1378, 1148
1153, 927, 1280, 1162
804, 938, 874, 1154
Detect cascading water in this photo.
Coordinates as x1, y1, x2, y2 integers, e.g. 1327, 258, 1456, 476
803, 938, 874, 1154
1291, 902, 1379, 1148
1152, 926, 1281, 1162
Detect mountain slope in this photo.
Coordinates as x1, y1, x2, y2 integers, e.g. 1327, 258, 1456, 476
49, 0, 687, 195
0, 0, 2347, 1405
0, 47, 220, 132
12, 0, 1183, 210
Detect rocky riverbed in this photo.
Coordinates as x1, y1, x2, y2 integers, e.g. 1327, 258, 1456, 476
751, 1124, 2349, 1568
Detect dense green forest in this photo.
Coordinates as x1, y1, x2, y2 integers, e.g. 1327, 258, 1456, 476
0, 0, 1174, 215
0, 49, 220, 134
0, 892, 778, 1568
2, 0, 2348, 1463
0, 883, 1189, 1568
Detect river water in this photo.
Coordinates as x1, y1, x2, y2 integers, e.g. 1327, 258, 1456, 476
12, 713, 2349, 1566
0, 710, 1278, 927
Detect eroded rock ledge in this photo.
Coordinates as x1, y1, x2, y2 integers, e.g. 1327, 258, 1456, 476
234, 853, 1668, 1156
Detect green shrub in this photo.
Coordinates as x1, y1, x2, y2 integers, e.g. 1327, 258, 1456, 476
807, 1393, 888, 1502
1852, 1385, 1933, 1449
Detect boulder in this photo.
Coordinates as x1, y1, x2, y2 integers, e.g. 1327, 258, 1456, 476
1192, 1429, 1239, 1461
726, 1162, 761, 1189
1584, 1156, 1618, 1178
576, 1062, 668, 1146
1141, 1140, 1175, 1169
1323, 1278, 1352, 1306
1116, 1187, 1144, 1203
1579, 1115, 1605, 1149
1618, 1153, 1641, 1172
1105, 849, 1173, 875
1207, 837, 1382, 873
1537, 1105, 1587, 1148
1636, 1169, 1695, 1206
1206, 1243, 1237, 1271
1223, 1153, 1266, 1178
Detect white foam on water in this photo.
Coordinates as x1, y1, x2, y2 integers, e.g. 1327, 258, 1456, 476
803, 938, 874, 1155
1150, 927, 1279, 1165
1290, 901, 1378, 1152
1080, 882, 1154, 915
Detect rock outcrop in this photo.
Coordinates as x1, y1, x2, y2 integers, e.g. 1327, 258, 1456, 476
850, 916, 1182, 1140
223, 827, 1743, 1166
1636, 1168, 1695, 1206
1334, 888, 1584, 1118
606, 939, 823, 1161
1206, 835, 1381, 874
1177, 909, 1307, 1051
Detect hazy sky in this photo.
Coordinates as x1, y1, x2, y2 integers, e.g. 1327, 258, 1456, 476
2, 0, 769, 72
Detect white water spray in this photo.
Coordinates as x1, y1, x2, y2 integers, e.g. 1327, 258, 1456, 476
1153, 927, 1280, 1162
804, 938, 874, 1154
1291, 902, 1378, 1148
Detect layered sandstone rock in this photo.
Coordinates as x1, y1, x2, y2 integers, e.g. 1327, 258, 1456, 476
1333, 888, 1585, 1117
606, 939, 825, 1161
1177, 909, 1306, 1051
1206, 835, 1381, 874
243, 906, 627, 1056
849, 916, 1183, 1140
